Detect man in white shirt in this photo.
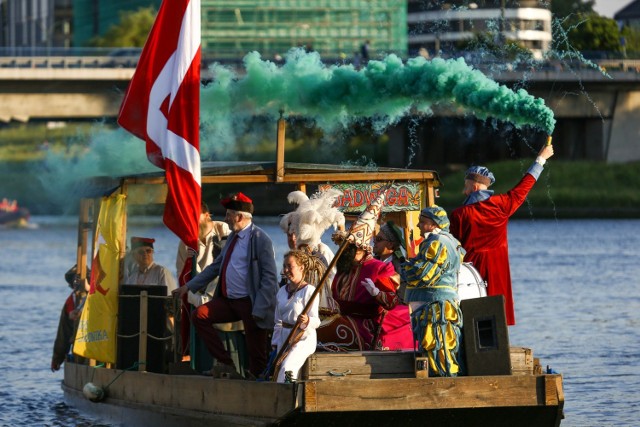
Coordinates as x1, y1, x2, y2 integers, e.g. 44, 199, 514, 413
124, 237, 176, 295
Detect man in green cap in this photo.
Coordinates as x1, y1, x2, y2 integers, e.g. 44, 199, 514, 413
402, 205, 465, 377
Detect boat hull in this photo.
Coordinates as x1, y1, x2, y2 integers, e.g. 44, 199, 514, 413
63, 362, 563, 427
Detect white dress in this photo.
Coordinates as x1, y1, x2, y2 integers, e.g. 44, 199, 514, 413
271, 284, 321, 382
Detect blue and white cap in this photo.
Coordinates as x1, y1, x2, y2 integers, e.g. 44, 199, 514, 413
465, 166, 495, 187
420, 205, 450, 231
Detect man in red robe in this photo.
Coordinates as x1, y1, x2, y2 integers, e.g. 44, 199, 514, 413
450, 143, 554, 325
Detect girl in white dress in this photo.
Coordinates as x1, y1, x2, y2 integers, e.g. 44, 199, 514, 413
272, 250, 321, 383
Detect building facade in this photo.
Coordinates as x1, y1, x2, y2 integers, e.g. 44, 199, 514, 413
407, 0, 551, 59
200, 0, 407, 60
1, 0, 53, 51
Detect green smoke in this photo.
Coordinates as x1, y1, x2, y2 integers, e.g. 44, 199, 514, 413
201, 49, 556, 141
36, 49, 556, 213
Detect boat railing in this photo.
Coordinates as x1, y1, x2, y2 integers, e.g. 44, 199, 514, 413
117, 291, 175, 372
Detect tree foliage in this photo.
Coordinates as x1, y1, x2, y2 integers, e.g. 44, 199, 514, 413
561, 14, 622, 52
90, 7, 156, 47
550, 0, 622, 54
551, 0, 595, 18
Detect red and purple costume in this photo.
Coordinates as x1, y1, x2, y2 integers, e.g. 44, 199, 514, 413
317, 255, 414, 351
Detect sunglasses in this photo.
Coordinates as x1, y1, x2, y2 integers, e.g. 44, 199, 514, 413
135, 248, 154, 255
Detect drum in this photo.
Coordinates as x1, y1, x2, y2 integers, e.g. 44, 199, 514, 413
457, 262, 487, 300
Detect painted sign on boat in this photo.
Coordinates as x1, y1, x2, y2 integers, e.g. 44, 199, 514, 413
319, 182, 423, 213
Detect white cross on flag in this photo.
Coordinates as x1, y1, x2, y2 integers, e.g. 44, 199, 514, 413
118, 0, 201, 251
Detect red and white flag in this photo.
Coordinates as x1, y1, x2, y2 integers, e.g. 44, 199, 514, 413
118, 0, 201, 251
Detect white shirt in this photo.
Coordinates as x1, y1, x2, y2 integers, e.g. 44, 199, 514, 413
123, 262, 177, 295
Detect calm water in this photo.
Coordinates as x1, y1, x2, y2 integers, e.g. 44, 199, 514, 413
0, 217, 638, 426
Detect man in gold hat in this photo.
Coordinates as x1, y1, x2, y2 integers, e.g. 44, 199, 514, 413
316, 191, 413, 351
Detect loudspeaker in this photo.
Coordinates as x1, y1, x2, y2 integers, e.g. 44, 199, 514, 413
461, 295, 511, 376
118, 284, 169, 373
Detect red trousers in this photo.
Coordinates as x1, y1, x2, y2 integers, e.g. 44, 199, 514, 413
191, 296, 268, 376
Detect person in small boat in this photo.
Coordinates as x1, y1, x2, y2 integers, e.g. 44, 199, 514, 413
271, 250, 322, 382
51, 265, 89, 371
402, 206, 465, 377
372, 221, 408, 301
316, 192, 414, 351
176, 201, 230, 306
174, 192, 278, 379
279, 189, 344, 313
449, 142, 554, 326
123, 237, 177, 295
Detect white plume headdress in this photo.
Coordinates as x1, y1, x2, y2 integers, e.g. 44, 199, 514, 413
279, 188, 345, 248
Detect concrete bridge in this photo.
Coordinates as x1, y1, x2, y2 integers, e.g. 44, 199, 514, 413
1, 56, 640, 163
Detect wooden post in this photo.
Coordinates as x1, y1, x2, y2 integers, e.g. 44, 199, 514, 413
276, 113, 286, 182
139, 291, 148, 372
76, 199, 91, 278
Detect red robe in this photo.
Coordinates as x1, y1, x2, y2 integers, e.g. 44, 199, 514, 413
317, 257, 414, 351
450, 174, 536, 325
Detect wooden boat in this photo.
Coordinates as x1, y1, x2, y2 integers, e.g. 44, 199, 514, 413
61, 118, 564, 426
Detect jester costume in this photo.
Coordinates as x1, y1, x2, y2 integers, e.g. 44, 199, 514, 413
402, 209, 465, 377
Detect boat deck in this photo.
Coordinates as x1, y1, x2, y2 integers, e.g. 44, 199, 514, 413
63, 347, 564, 427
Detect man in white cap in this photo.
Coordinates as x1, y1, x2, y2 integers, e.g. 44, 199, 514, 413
124, 237, 176, 295
449, 143, 554, 326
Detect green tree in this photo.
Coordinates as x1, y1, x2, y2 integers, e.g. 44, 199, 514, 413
620, 26, 640, 58
561, 14, 621, 52
551, 0, 595, 18
90, 7, 156, 47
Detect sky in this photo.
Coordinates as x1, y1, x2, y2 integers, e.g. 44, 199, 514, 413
593, 0, 632, 18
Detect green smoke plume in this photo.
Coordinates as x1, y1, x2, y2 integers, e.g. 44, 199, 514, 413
201, 49, 556, 141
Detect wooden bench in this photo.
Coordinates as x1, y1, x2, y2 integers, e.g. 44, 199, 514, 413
300, 347, 536, 380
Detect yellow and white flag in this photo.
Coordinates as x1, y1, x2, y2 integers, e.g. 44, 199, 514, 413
73, 194, 126, 363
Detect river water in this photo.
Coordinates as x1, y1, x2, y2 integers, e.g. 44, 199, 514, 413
0, 217, 638, 426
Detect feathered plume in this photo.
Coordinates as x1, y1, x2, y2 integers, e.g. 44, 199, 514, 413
280, 188, 345, 247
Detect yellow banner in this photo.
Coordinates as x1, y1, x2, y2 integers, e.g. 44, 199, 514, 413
73, 194, 126, 363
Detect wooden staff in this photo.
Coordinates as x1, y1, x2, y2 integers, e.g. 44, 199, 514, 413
270, 182, 394, 380
270, 234, 350, 380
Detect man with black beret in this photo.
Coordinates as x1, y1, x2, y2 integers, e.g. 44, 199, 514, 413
175, 192, 278, 379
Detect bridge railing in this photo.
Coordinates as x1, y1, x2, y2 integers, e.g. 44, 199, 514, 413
2, 46, 640, 76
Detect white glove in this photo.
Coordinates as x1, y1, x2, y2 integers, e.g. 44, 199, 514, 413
361, 278, 380, 296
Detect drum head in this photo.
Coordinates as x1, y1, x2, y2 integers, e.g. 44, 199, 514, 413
457, 262, 487, 300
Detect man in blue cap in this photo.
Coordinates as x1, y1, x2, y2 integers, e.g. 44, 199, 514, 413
449, 143, 554, 326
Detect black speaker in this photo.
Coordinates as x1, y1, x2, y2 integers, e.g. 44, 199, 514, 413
461, 295, 511, 376
118, 284, 169, 373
